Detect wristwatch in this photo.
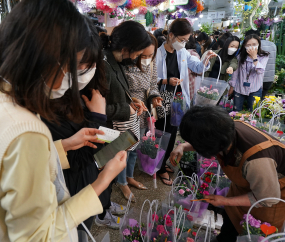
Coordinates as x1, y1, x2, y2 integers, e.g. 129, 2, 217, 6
253, 59, 258, 62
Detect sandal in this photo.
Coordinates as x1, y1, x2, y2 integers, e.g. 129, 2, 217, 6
118, 185, 136, 203
165, 165, 174, 173
127, 178, 148, 190
158, 173, 173, 186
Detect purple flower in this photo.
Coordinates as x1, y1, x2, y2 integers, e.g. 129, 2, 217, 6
262, 222, 271, 227
123, 229, 131, 236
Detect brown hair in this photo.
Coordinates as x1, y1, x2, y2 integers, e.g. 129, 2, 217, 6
0, 0, 89, 123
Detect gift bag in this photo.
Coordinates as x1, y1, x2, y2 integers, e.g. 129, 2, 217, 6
137, 110, 171, 176
171, 91, 189, 127
237, 197, 285, 242
194, 55, 228, 106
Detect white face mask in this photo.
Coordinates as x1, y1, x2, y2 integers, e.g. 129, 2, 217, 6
141, 58, 152, 66
228, 48, 237, 55
172, 40, 186, 51
77, 67, 96, 90
50, 67, 96, 99
245, 45, 259, 51
50, 69, 71, 99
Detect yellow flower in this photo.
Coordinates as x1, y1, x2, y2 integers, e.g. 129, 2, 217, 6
253, 96, 260, 104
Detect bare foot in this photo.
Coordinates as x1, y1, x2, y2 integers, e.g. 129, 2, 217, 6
158, 172, 173, 186
127, 177, 148, 190
118, 184, 136, 202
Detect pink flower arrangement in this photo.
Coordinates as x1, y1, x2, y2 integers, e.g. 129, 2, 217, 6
179, 189, 185, 195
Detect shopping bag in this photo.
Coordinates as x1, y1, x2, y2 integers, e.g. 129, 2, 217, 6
194, 55, 228, 106
170, 91, 189, 127
137, 110, 171, 176
237, 197, 285, 242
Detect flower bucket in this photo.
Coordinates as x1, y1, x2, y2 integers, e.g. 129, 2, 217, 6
194, 55, 228, 106
137, 111, 171, 176
171, 92, 188, 127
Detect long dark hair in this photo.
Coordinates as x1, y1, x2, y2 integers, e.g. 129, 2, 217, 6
185, 35, 196, 50
0, 0, 89, 122
100, 21, 151, 54
211, 39, 225, 50
219, 36, 240, 63
239, 34, 269, 64
49, 18, 108, 121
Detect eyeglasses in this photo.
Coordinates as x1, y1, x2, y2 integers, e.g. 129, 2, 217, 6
176, 36, 188, 44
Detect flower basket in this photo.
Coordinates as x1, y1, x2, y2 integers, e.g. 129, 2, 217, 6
194, 55, 228, 106
237, 198, 285, 242
171, 92, 188, 127
137, 128, 171, 176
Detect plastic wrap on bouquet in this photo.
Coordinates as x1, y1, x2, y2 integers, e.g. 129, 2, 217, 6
194, 55, 228, 107
137, 129, 170, 176
195, 93, 219, 106
170, 92, 188, 127
237, 235, 272, 242
192, 216, 215, 242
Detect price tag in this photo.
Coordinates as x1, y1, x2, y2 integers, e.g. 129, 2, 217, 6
97, 127, 120, 143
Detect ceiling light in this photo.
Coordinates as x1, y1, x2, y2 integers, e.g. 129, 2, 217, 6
199, 14, 203, 18
133, 9, 139, 14
274, 17, 278, 21
198, 24, 201, 27
230, 20, 234, 23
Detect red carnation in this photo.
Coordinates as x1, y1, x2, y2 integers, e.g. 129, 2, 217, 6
205, 177, 211, 183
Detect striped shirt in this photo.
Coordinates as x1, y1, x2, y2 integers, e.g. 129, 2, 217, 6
123, 60, 161, 129
229, 55, 269, 96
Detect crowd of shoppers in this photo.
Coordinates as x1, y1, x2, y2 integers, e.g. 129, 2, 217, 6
0, 0, 277, 241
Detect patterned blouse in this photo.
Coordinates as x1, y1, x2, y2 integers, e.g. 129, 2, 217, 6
123, 59, 161, 129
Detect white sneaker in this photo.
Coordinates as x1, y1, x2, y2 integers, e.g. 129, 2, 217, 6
95, 210, 123, 229
109, 202, 127, 215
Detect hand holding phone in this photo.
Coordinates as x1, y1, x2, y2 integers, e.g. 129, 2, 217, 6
94, 130, 139, 168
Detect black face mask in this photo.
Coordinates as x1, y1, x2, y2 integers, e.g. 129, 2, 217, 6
120, 57, 138, 66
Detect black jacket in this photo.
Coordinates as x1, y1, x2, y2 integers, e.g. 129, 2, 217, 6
104, 49, 133, 127
42, 107, 111, 208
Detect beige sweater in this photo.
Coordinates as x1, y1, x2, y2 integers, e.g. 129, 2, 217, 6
0, 92, 103, 242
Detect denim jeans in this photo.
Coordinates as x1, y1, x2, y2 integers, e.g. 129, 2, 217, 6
117, 128, 145, 186
233, 88, 262, 112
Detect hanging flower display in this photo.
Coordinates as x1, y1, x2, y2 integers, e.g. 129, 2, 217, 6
96, 0, 114, 13
178, 0, 197, 11
105, 0, 127, 8
139, 6, 148, 14
126, 0, 141, 10
196, 1, 204, 12
145, 0, 165, 7
109, 7, 125, 18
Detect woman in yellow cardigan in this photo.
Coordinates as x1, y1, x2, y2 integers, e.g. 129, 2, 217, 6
0, 0, 126, 241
